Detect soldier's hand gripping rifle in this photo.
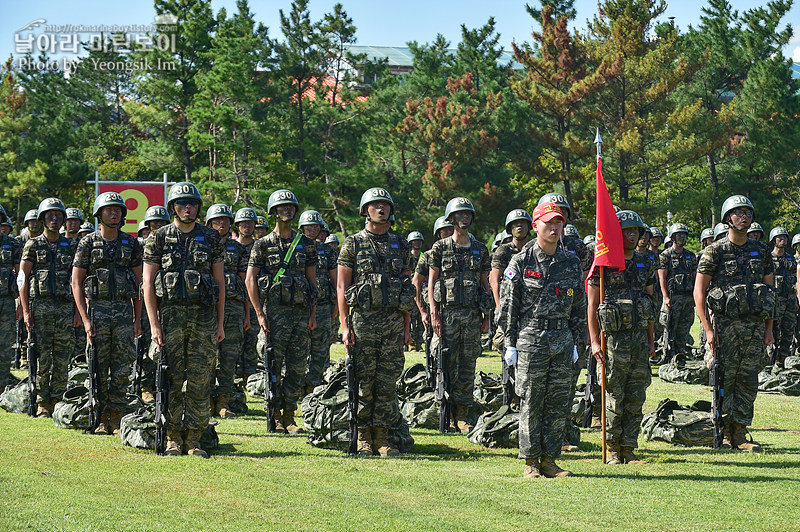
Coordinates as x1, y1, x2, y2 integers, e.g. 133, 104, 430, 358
263, 331, 277, 432
86, 277, 102, 434
436, 337, 452, 433
26, 330, 37, 417
154, 345, 168, 455
710, 317, 725, 449
345, 314, 358, 456
582, 354, 597, 428
132, 335, 146, 397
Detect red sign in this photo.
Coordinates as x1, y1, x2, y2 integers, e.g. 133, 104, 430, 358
98, 183, 167, 236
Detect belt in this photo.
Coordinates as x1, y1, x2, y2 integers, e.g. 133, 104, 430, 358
530, 317, 568, 330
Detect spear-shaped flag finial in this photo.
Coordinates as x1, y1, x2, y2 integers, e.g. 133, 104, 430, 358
595, 128, 602, 158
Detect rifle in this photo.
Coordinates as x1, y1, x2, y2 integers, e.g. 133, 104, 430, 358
582, 354, 597, 428
345, 314, 358, 455
436, 337, 452, 433
710, 317, 725, 449
26, 330, 37, 417
86, 278, 102, 434
501, 355, 515, 406
132, 334, 145, 397
13, 318, 23, 370
423, 326, 434, 389
263, 330, 277, 432
154, 345, 168, 455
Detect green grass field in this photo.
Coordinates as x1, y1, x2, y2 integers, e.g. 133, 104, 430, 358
2, 335, 800, 531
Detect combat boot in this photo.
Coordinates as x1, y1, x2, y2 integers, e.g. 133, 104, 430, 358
605, 443, 623, 465
185, 430, 208, 458
620, 446, 645, 464
373, 427, 400, 457
107, 409, 123, 436
282, 409, 304, 435
454, 405, 473, 434
523, 457, 541, 479
94, 410, 110, 435
561, 438, 579, 452
36, 401, 52, 418
216, 394, 236, 419
164, 431, 182, 456
272, 410, 287, 433
356, 427, 373, 457
731, 422, 761, 452
720, 424, 733, 450
539, 457, 573, 478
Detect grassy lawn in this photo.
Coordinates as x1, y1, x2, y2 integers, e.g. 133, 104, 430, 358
2, 330, 800, 531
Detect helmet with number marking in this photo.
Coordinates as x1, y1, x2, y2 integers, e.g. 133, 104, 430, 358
268, 189, 300, 215
667, 223, 689, 239
538, 193, 572, 220
407, 231, 424, 243
205, 203, 234, 225
769, 226, 789, 243
444, 197, 475, 222
721, 194, 754, 224
167, 182, 203, 214
617, 210, 646, 237
359, 187, 394, 216
583, 234, 595, 245
92, 192, 127, 219
792, 234, 800, 250
24, 209, 38, 224
298, 210, 324, 228
650, 227, 664, 239
65, 207, 84, 222
325, 234, 339, 245
79, 222, 95, 233
137, 220, 147, 235
256, 215, 269, 229
700, 227, 713, 241
746, 221, 763, 237
504, 209, 533, 232
713, 222, 729, 241
144, 205, 170, 224
0, 219, 12, 229
433, 216, 453, 238
564, 224, 579, 238
234, 207, 257, 225
37, 198, 67, 220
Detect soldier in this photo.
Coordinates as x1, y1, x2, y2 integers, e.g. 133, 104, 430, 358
636, 225, 652, 256
254, 215, 269, 240
429, 197, 492, 433
0, 219, 12, 236
538, 193, 592, 274
695, 195, 773, 452
0, 204, 22, 390
565, 224, 579, 239
338, 187, 414, 456
658, 223, 697, 365
19, 209, 42, 245
138, 221, 150, 242
206, 204, 250, 418
318, 220, 331, 243
19, 198, 79, 417
768, 227, 795, 368
299, 210, 337, 395
72, 192, 143, 434
407, 231, 425, 351
245, 190, 317, 434
234, 207, 260, 381
747, 222, 764, 242
325, 233, 340, 253
588, 210, 657, 465
502, 202, 586, 478
78, 222, 94, 240
793, 234, 800, 262
700, 228, 714, 249
143, 182, 225, 458
713, 223, 729, 242
414, 217, 453, 368
649, 227, 664, 251
64, 208, 84, 241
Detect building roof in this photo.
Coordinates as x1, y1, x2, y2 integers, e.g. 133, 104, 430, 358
347, 45, 522, 70
792, 63, 800, 80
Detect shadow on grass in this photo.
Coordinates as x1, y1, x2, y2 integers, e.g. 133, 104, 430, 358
581, 471, 800, 482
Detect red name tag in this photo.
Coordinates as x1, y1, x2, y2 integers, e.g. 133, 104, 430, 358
525, 269, 541, 278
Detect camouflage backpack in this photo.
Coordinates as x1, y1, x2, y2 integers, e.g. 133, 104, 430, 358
67, 366, 89, 388
467, 404, 520, 448
0, 377, 30, 414
246, 372, 266, 397
640, 398, 713, 447
229, 378, 249, 414
397, 363, 437, 428
119, 404, 219, 450
473, 371, 503, 410
758, 356, 800, 396
658, 360, 709, 385
52, 385, 90, 430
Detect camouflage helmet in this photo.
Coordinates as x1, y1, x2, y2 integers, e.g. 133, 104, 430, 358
37, 198, 67, 220
167, 182, 202, 213
325, 234, 339, 245
583, 234, 595, 245
92, 192, 127, 219
268, 189, 299, 215
747, 222, 763, 236
792, 234, 800, 250
433, 216, 453, 237
769, 226, 789, 243
144, 205, 170, 224
538, 193, 571, 220
0, 203, 6, 224
298, 210, 324, 228
79, 222, 95, 233
700, 227, 713, 241
0, 219, 12, 229
256, 215, 269, 229
613, 204, 621, 213
137, 220, 147, 235
667, 223, 689, 239
320, 220, 330, 233
504, 209, 533, 232
23, 209, 38, 224
359, 187, 394, 216
713, 222, 729, 240
204, 203, 234, 225
642, 224, 652, 237
234, 207, 258, 225
407, 231, 424, 243
499, 230, 512, 242
617, 210, 646, 237
444, 197, 475, 222
721, 194, 754, 224
65, 207, 84, 222
650, 227, 664, 239
564, 224, 579, 238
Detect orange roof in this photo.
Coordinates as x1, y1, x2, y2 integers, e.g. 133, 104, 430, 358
296, 75, 367, 105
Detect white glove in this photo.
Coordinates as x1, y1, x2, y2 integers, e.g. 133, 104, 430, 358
504, 347, 518, 366
573, 346, 579, 364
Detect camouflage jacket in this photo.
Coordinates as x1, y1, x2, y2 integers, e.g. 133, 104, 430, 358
22, 234, 78, 300
771, 250, 796, 298
657, 247, 697, 296
0, 232, 22, 297
73, 231, 142, 301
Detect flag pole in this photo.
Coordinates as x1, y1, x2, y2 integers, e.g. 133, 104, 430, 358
595, 128, 608, 464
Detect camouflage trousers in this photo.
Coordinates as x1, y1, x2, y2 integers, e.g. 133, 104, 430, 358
305, 303, 332, 389
159, 302, 217, 432
440, 306, 482, 406
241, 302, 259, 377
90, 300, 136, 411
351, 308, 405, 429
653, 292, 664, 342
517, 329, 574, 459
137, 310, 154, 393
605, 327, 651, 448
661, 293, 695, 355
772, 295, 797, 365
31, 298, 76, 404
716, 316, 764, 426
214, 299, 244, 396
258, 304, 310, 411
410, 304, 424, 347
0, 296, 15, 390
565, 329, 587, 442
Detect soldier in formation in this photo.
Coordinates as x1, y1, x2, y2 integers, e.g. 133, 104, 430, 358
657, 223, 697, 365
0, 204, 21, 391
768, 227, 795, 368
407, 231, 425, 351
234, 207, 260, 382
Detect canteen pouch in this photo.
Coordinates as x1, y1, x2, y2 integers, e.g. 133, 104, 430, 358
597, 299, 635, 332
200, 273, 219, 305
706, 287, 726, 315
184, 270, 203, 301
750, 283, 775, 319
257, 274, 270, 300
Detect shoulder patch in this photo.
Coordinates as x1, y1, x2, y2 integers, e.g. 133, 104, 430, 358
390, 243, 399, 249
473, 249, 480, 255
505, 269, 516, 280
60, 242, 69, 247
1, 245, 8, 249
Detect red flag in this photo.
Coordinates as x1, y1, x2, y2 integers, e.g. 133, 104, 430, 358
586, 157, 625, 282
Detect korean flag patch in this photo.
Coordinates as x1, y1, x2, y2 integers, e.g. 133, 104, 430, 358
505, 269, 516, 280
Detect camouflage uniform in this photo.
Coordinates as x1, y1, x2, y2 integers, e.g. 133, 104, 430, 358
144, 223, 223, 434
73, 231, 142, 413
657, 246, 697, 357
698, 236, 774, 426
770, 250, 796, 365
22, 234, 78, 405
214, 238, 249, 398
504, 242, 586, 459
0, 233, 22, 389
305, 240, 337, 390
646, 248, 664, 342
409, 253, 425, 348
589, 252, 656, 448
339, 230, 413, 428
430, 237, 491, 408
416, 249, 438, 360
249, 230, 317, 412
239, 239, 259, 377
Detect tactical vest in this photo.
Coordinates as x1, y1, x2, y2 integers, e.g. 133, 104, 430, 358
705, 239, 774, 319
256, 231, 312, 307
433, 238, 488, 310
314, 241, 336, 306
82, 234, 139, 301
513, 246, 581, 330
28, 235, 75, 300
596, 252, 655, 332
154, 227, 218, 304
772, 251, 796, 297
663, 248, 695, 296
0, 235, 19, 297
344, 230, 412, 312
222, 239, 246, 302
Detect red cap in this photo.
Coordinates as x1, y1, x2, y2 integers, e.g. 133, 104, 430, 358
532, 202, 565, 223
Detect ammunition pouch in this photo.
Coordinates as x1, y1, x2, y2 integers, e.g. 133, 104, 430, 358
268, 274, 310, 307
315, 275, 336, 306
433, 275, 482, 307
84, 268, 138, 300
31, 269, 72, 300
668, 273, 693, 295
597, 296, 651, 332
0, 266, 17, 297
224, 272, 246, 302
706, 283, 774, 319
155, 269, 218, 304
